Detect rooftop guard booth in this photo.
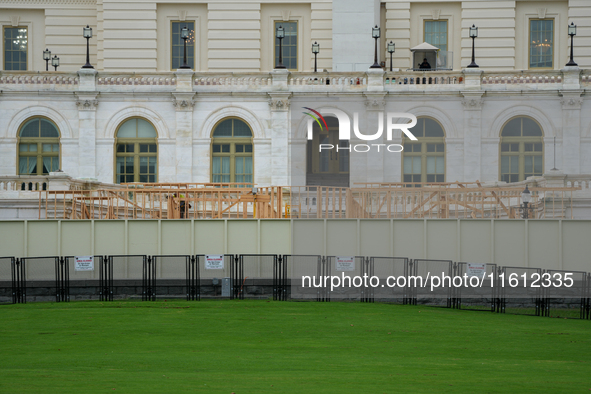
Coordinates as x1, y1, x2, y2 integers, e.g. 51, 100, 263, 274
410, 42, 453, 71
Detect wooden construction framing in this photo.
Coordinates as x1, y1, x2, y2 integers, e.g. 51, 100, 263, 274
39, 183, 579, 220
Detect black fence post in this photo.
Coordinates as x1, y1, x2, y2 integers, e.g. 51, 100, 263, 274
186, 255, 199, 301
99, 255, 113, 302
273, 256, 279, 301
55, 257, 69, 302
11, 257, 26, 304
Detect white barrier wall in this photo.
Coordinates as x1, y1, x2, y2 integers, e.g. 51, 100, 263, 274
291, 219, 591, 272
0, 219, 590, 272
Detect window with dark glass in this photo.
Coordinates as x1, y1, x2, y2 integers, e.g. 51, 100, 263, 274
403, 117, 445, 185
500, 117, 543, 183
530, 19, 553, 68
172, 21, 195, 70
4, 27, 28, 70
425, 20, 447, 52
115, 118, 157, 183
211, 118, 253, 184
18, 118, 60, 175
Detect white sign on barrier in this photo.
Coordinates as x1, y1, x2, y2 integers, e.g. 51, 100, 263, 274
336, 256, 355, 271
466, 263, 486, 278
205, 255, 224, 270
75, 256, 94, 271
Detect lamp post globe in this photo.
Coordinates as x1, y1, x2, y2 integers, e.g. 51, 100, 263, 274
521, 185, 532, 219
370, 25, 381, 69
387, 41, 395, 72
467, 24, 479, 68
43, 48, 51, 71
275, 25, 286, 69
312, 41, 320, 73
82, 25, 94, 69
179, 26, 191, 69
52, 55, 60, 71
566, 22, 578, 67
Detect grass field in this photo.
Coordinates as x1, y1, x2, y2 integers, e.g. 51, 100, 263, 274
1, 300, 590, 393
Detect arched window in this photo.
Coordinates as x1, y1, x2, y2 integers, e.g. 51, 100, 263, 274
18, 117, 60, 175
211, 118, 253, 184
500, 117, 543, 183
115, 118, 157, 183
403, 117, 445, 184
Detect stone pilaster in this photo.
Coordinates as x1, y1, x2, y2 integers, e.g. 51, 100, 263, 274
268, 92, 291, 186
363, 93, 387, 183
172, 92, 196, 182
75, 92, 99, 179
461, 92, 484, 182
560, 89, 583, 174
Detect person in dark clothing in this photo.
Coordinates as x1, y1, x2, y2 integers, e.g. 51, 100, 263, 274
419, 58, 431, 70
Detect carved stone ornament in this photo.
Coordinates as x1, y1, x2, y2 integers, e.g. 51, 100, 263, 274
268, 97, 290, 111
75, 99, 98, 110
364, 99, 386, 110
172, 98, 195, 110
461, 97, 483, 110
560, 97, 583, 109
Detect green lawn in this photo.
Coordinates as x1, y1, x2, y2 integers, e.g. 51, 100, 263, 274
1, 300, 590, 393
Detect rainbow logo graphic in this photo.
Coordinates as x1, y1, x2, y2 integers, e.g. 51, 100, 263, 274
303, 107, 329, 132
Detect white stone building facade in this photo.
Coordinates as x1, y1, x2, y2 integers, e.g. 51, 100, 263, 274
0, 0, 590, 190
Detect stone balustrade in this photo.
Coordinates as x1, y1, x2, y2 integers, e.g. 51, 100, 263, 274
0, 67, 585, 94
0, 173, 121, 194
97, 75, 176, 86
0, 72, 79, 91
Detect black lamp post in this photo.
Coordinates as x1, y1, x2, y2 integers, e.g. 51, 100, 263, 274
275, 25, 286, 69
521, 185, 532, 219
566, 22, 577, 67
467, 24, 479, 68
370, 25, 381, 69
52, 55, 59, 71
179, 26, 191, 69
387, 41, 395, 71
312, 41, 319, 73
43, 48, 51, 71
82, 25, 93, 69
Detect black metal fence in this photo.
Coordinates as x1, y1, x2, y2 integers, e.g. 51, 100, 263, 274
1, 254, 590, 320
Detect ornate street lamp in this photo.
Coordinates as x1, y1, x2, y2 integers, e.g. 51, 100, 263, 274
275, 25, 286, 69
370, 25, 381, 69
312, 41, 320, 73
566, 22, 577, 67
52, 55, 60, 71
179, 26, 191, 69
82, 25, 93, 69
467, 25, 479, 68
43, 48, 51, 71
521, 185, 532, 219
387, 41, 395, 71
